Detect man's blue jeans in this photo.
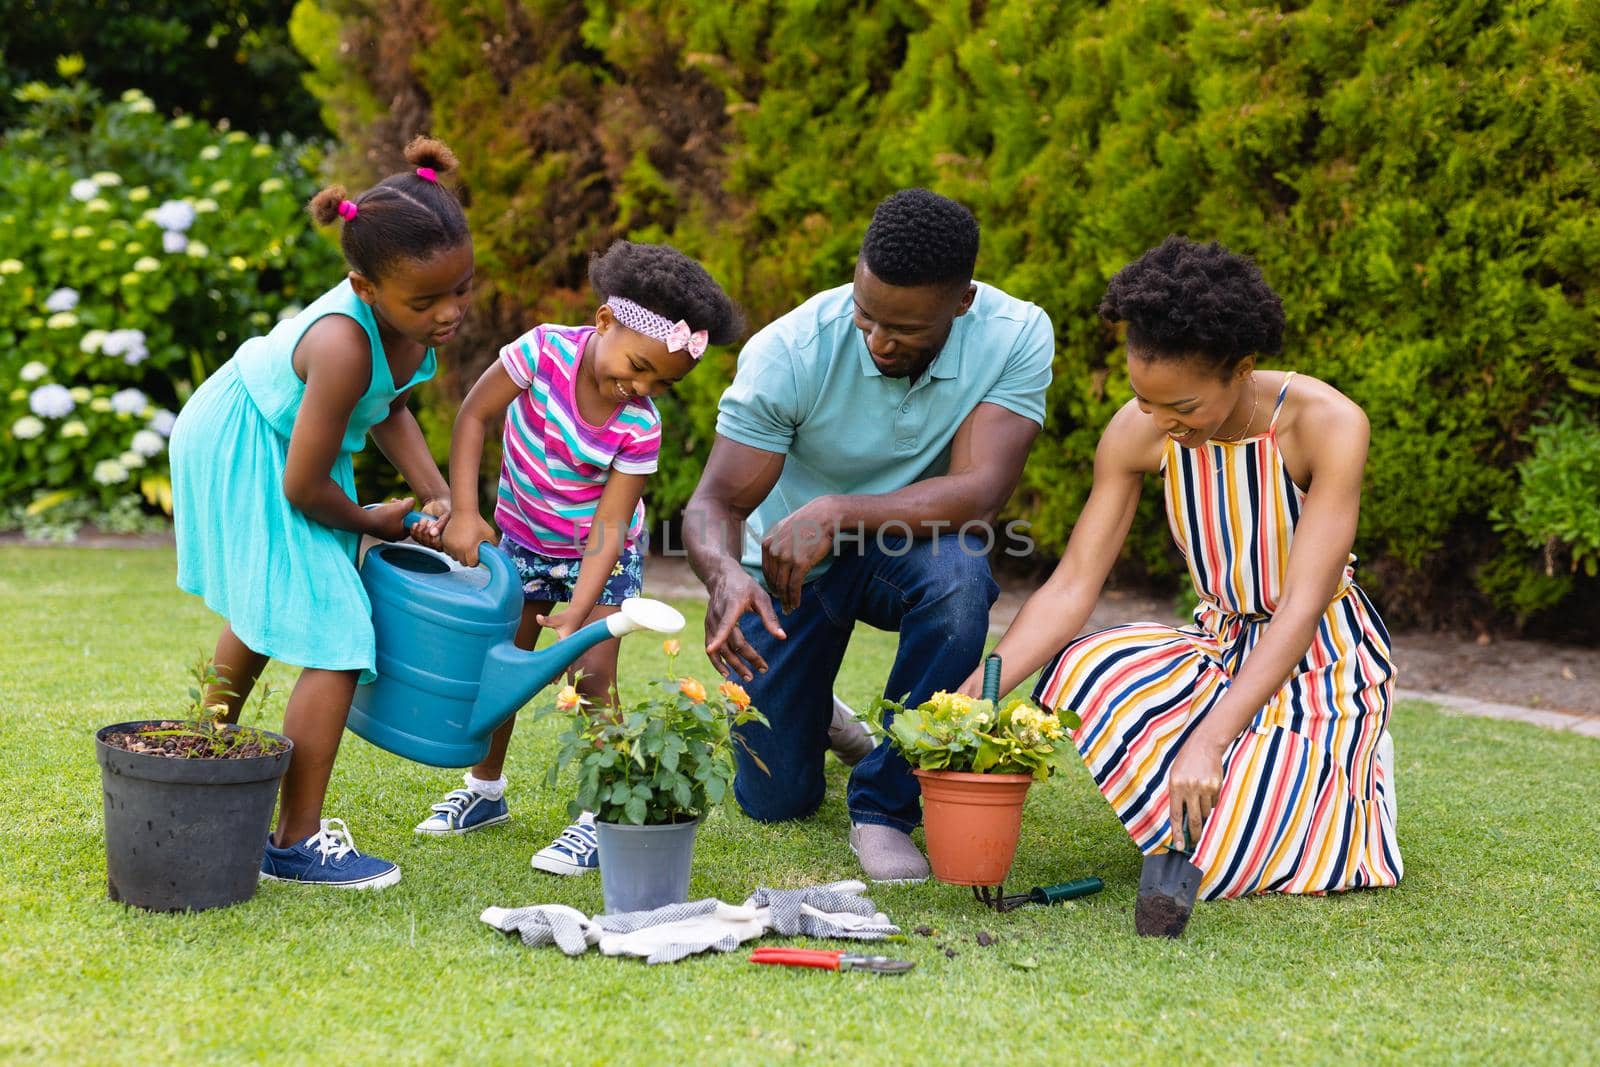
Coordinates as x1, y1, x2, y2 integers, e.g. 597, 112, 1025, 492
727, 533, 999, 832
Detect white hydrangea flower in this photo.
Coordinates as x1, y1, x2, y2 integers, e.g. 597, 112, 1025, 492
29, 384, 74, 417
185, 240, 209, 258
92, 171, 121, 187
259, 177, 285, 194
93, 459, 129, 484
148, 410, 177, 437
123, 242, 144, 255
209, 179, 233, 195
11, 416, 45, 439
131, 429, 166, 456
0, 259, 23, 274
102, 328, 149, 366
91, 397, 113, 413
152, 199, 196, 233
79, 329, 108, 354
96, 238, 116, 251
133, 256, 160, 273
73, 226, 94, 239
127, 98, 155, 115
44, 287, 79, 312
111, 388, 148, 415
193, 198, 219, 214
70, 178, 99, 202
120, 449, 146, 469
128, 186, 150, 203
171, 116, 193, 130
276, 304, 303, 321
19, 361, 48, 382
162, 231, 188, 254
199, 145, 222, 161
61, 419, 89, 438
86, 197, 112, 213
69, 386, 91, 403
120, 88, 147, 103
251, 144, 273, 158
46, 311, 78, 329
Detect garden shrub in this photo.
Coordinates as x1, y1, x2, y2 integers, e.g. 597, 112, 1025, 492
292, 0, 1599, 630
0, 75, 342, 515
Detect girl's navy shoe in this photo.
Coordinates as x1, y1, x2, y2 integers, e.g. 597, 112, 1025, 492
260, 819, 401, 889
414, 786, 511, 836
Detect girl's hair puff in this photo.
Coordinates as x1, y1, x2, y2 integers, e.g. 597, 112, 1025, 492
307, 135, 470, 282
589, 241, 743, 346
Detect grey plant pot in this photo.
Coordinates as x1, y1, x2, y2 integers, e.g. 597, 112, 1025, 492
595, 817, 701, 914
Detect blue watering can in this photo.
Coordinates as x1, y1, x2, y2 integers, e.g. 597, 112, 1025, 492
346, 514, 686, 767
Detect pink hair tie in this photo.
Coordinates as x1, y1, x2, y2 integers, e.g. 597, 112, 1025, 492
415, 167, 438, 183
337, 199, 359, 220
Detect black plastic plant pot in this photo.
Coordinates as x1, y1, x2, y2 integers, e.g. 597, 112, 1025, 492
95, 721, 292, 913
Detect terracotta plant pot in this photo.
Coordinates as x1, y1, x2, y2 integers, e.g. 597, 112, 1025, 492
914, 768, 1034, 887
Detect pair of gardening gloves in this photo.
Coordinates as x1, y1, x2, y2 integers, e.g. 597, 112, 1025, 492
481, 880, 900, 965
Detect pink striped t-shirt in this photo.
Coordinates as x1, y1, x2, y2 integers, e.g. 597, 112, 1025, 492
495, 324, 660, 558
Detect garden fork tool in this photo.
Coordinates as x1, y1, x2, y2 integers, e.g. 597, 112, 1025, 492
972, 876, 1104, 912
748, 947, 915, 975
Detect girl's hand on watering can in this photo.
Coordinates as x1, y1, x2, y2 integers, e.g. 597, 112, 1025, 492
409, 497, 451, 550
535, 609, 585, 641
368, 498, 417, 541
442, 513, 498, 567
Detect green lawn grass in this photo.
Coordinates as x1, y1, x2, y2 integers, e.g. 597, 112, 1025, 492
1, 547, 1597, 1064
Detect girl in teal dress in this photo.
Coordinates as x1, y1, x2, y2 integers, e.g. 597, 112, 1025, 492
169, 136, 473, 889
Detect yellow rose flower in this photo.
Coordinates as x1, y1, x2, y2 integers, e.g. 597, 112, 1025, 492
718, 681, 751, 709
678, 677, 707, 703
662, 639, 680, 658
555, 684, 587, 713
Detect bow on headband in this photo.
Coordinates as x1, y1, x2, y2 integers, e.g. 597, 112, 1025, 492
606, 296, 708, 361
665, 320, 709, 360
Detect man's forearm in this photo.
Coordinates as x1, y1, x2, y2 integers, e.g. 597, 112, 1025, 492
824, 470, 1012, 537
683, 496, 750, 588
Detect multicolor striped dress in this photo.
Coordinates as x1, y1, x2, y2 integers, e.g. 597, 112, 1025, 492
1035, 374, 1401, 899
494, 324, 661, 557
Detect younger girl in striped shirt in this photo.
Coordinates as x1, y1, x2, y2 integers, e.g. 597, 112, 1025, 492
969, 236, 1399, 936
421, 241, 741, 874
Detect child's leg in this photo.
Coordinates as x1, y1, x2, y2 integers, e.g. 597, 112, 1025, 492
209, 624, 269, 724
274, 666, 360, 845
569, 604, 623, 710
469, 599, 554, 781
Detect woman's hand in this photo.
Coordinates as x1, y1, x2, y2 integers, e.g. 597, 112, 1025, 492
409, 497, 451, 550
956, 667, 984, 699
535, 608, 588, 642
442, 512, 498, 567
1166, 734, 1226, 851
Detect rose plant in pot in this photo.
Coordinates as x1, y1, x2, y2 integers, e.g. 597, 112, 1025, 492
546, 641, 767, 914
95, 654, 292, 912
865, 659, 1077, 891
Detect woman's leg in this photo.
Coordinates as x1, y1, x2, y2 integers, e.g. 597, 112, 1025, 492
273, 666, 360, 845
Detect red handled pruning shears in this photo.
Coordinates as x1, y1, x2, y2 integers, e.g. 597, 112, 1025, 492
748, 947, 915, 975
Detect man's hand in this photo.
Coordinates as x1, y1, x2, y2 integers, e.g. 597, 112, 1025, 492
1167, 734, 1226, 851
703, 569, 786, 682
442, 511, 499, 567
408, 496, 451, 550
760, 496, 839, 614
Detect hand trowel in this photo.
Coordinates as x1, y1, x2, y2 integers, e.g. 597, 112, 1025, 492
1134, 805, 1202, 938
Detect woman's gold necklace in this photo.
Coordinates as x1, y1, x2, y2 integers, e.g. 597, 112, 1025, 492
1213, 376, 1260, 443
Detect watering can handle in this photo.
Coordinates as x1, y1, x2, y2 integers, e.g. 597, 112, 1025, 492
402, 511, 517, 602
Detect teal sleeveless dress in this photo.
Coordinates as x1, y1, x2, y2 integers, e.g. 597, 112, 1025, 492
170, 280, 437, 682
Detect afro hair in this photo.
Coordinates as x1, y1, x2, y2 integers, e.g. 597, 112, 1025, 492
860, 188, 979, 287
1100, 236, 1285, 371
589, 241, 743, 346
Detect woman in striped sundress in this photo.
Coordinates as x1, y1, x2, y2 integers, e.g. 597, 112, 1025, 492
967, 236, 1399, 936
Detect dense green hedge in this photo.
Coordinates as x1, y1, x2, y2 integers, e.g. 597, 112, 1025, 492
292, 0, 1599, 630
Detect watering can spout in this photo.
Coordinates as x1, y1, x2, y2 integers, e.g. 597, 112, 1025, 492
470, 597, 686, 738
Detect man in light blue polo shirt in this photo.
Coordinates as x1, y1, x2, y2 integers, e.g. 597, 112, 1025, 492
684, 189, 1053, 882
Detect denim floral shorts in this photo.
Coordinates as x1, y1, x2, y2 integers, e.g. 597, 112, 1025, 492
500, 537, 645, 604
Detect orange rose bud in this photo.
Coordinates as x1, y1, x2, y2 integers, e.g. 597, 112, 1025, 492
719, 681, 751, 709
663, 639, 681, 657
678, 677, 707, 703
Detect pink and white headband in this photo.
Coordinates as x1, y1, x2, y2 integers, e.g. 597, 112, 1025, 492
605, 296, 707, 359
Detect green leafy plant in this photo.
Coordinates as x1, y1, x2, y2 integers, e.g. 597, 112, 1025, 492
1499, 409, 1600, 580
134, 651, 288, 758
545, 642, 769, 826
863, 690, 1078, 780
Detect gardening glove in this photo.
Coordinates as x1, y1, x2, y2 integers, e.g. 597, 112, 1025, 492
479, 903, 598, 956
744, 879, 900, 941
593, 898, 768, 964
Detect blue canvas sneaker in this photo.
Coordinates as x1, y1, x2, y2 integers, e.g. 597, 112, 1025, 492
530, 813, 598, 875
260, 819, 401, 889
414, 786, 511, 836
